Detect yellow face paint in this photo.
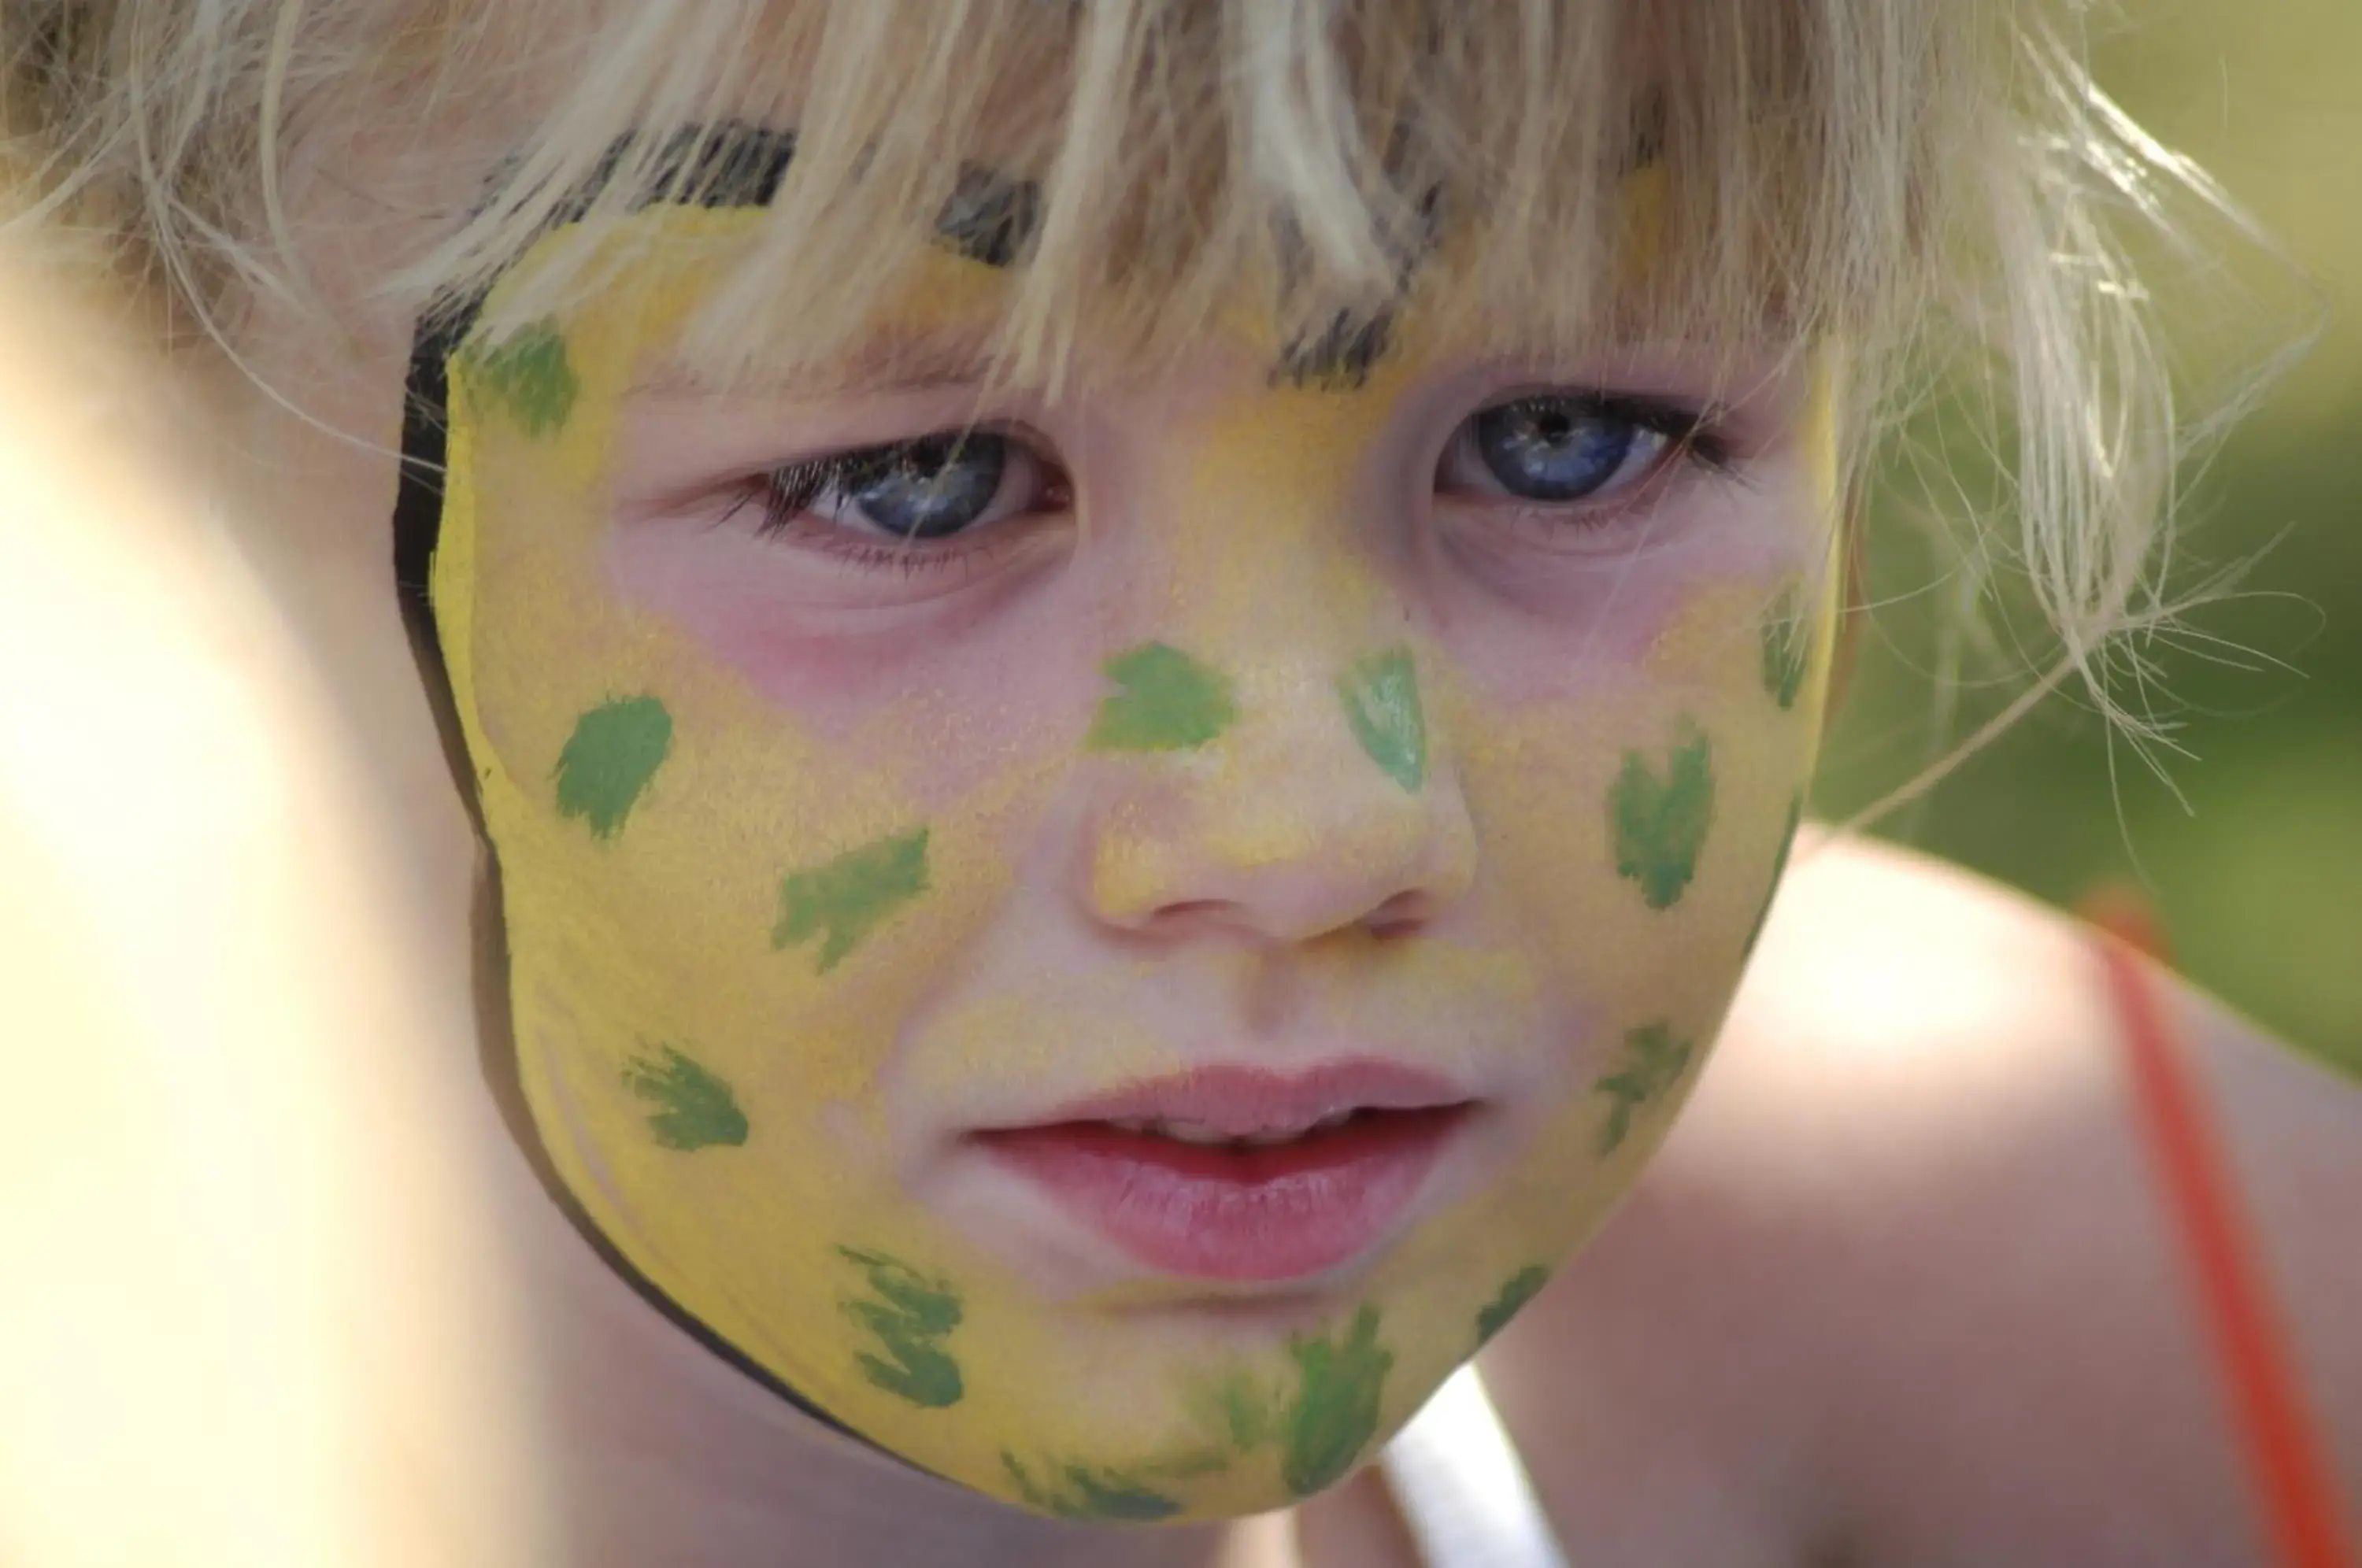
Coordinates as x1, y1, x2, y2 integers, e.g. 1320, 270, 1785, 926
428, 198, 1842, 1521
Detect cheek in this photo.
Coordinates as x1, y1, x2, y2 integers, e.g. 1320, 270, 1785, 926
457, 418, 1084, 1128
1441, 575, 1823, 1023
602, 514, 1099, 771
1433, 462, 1827, 690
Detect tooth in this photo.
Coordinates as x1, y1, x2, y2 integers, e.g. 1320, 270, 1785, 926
1312, 1110, 1356, 1131
1154, 1120, 1237, 1146
1238, 1128, 1303, 1147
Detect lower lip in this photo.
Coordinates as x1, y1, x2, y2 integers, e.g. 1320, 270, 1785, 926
975, 1107, 1470, 1283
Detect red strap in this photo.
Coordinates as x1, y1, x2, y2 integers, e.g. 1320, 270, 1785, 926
2084, 893, 2355, 1568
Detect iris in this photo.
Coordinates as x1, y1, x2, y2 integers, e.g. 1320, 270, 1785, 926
1471, 397, 1657, 503
835, 433, 1009, 540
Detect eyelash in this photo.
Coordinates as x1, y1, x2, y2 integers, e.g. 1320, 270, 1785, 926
1573, 393, 1735, 475
720, 391, 1738, 573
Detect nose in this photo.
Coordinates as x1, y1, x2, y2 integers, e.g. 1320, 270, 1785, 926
1082, 644, 1478, 945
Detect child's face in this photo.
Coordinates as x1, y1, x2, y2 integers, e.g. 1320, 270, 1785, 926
431, 194, 1838, 1518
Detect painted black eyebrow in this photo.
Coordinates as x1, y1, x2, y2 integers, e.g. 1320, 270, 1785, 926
1270, 176, 1442, 392
1272, 98, 1664, 394
1628, 90, 1668, 173
559, 120, 803, 224
1275, 309, 1401, 392
546, 122, 1038, 264
935, 162, 1042, 270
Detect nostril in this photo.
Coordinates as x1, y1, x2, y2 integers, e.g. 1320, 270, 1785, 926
1134, 892, 1433, 942
1363, 891, 1433, 941
1145, 899, 1230, 932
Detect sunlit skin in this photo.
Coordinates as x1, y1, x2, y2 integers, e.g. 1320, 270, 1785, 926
432, 202, 1841, 1519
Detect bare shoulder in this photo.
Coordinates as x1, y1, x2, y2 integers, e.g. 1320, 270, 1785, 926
1483, 830, 2362, 1567
1710, 830, 2362, 1223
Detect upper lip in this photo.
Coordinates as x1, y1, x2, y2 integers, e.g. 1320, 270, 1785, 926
990, 1060, 1475, 1140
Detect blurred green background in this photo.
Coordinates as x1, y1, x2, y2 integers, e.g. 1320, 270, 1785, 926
1813, 1, 2362, 1072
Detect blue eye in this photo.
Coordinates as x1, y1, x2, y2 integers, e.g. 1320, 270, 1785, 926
1443, 394, 1711, 505
834, 433, 1009, 540
753, 431, 1064, 545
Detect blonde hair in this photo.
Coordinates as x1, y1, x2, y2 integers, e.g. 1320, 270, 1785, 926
5, 0, 2280, 757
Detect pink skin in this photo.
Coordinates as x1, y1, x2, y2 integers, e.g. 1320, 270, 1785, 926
601, 344, 1823, 1296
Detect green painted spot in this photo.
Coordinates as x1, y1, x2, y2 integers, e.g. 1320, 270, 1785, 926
1595, 1021, 1695, 1156
1610, 724, 1716, 910
774, 829, 930, 973
621, 1044, 748, 1151
1474, 1264, 1551, 1347
466, 316, 579, 437
1742, 792, 1805, 956
1086, 642, 1237, 753
553, 696, 673, 840
1212, 1370, 1279, 1452
1281, 1304, 1394, 1497
999, 1453, 1183, 1522
1337, 646, 1427, 792
837, 1246, 964, 1408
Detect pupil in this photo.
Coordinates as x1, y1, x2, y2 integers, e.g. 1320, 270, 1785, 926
850, 434, 1007, 539
1475, 398, 1634, 502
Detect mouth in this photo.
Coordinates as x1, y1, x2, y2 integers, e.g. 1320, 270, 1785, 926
969, 1061, 1478, 1284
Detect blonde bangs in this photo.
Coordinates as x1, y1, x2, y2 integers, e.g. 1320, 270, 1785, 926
390, 0, 1994, 397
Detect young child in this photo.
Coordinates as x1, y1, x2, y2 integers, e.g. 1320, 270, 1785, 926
3, 2, 2355, 1564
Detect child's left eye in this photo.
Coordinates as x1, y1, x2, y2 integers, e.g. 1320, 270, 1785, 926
1437, 393, 1726, 508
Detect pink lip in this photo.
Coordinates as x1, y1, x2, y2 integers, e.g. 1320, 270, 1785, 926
972, 1062, 1475, 1283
